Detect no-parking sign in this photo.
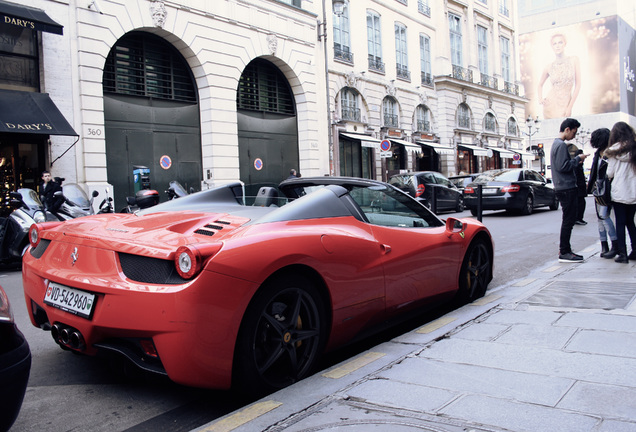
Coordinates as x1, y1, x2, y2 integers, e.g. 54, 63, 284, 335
380, 139, 391, 152
254, 158, 263, 171
160, 155, 172, 170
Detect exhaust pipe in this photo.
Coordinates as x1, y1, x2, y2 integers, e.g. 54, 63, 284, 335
51, 323, 61, 342
60, 327, 71, 345
70, 331, 85, 350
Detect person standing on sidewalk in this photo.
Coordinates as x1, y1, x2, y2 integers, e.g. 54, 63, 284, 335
550, 118, 589, 262
605, 121, 636, 263
586, 128, 618, 258
568, 142, 588, 225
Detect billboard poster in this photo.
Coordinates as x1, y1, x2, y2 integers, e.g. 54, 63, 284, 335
618, 17, 636, 116
520, 16, 620, 119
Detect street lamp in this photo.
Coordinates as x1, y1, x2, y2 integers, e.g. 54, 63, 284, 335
575, 128, 591, 149
524, 115, 542, 172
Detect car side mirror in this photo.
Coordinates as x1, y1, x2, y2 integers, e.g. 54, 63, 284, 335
445, 217, 466, 234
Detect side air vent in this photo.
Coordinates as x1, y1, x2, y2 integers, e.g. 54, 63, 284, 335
194, 222, 229, 236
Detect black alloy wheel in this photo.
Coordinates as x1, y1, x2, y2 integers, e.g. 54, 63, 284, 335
455, 239, 491, 304
234, 274, 326, 396
456, 196, 465, 212
521, 194, 534, 215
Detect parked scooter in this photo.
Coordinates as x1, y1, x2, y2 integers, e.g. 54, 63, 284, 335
50, 183, 97, 221
0, 189, 47, 265
119, 189, 160, 213
165, 181, 194, 200
96, 188, 114, 214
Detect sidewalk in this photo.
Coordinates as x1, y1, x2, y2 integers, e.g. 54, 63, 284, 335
195, 244, 636, 432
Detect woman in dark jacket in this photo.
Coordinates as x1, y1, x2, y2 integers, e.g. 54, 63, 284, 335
586, 128, 617, 258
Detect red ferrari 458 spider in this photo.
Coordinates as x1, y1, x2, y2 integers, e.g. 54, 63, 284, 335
22, 177, 493, 394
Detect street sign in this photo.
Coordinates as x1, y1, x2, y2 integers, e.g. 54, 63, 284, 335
381, 151, 392, 158
380, 139, 391, 152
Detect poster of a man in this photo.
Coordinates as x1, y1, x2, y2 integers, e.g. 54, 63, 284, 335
520, 17, 621, 119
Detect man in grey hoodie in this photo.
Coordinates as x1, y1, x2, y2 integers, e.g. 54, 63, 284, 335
550, 118, 589, 262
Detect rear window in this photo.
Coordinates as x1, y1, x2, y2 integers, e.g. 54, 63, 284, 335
475, 170, 521, 182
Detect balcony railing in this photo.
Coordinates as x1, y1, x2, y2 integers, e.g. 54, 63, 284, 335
368, 57, 385, 73
384, 114, 399, 128
416, 120, 431, 132
396, 64, 410, 80
499, 4, 509, 17
421, 71, 433, 87
341, 107, 361, 122
480, 73, 498, 90
334, 46, 354, 63
503, 81, 519, 95
452, 65, 473, 83
418, 0, 431, 16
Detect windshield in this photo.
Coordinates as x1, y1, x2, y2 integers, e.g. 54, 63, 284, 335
18, 188, 43, 207
475, 170, 521, 183
169, 181, 189, 197
62, 184, 90, 207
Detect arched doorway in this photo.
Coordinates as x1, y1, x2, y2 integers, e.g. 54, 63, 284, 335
102, 31, 201, 211
237, 58, 298, 194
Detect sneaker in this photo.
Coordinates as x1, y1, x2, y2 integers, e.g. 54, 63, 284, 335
574, 220, 587, 225
559, 252, 584, 263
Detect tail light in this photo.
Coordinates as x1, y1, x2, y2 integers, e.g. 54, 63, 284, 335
501, 184, 521, 193
29, 222, 63, 248
464, 186, 474, 194
174, 243, 222, 279
416, 184, 425, 197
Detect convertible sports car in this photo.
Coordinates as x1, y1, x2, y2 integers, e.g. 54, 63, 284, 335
22, 177, 493, 394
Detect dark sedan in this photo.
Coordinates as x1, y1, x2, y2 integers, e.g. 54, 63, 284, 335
0, 285, 31, 432
389, 171, 464, 213
463, 168, 559, 216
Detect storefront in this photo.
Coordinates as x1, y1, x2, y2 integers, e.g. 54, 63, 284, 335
0, 1, 76, 215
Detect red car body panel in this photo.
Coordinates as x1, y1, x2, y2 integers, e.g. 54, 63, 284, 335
22, 179, 493, 390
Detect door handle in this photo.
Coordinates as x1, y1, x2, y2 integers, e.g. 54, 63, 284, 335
381, 244, 392, 254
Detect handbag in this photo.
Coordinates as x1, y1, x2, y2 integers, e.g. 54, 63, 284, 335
592, 162, 612, 207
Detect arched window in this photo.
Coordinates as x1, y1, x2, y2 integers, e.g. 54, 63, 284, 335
484, 112, 497, 132
507, 117, 518, 136
457, 103, 471, 129
340, 88, 360, 121
237, 59, 295, 115
415, 105, 431, 132
383, 97, 399, 127
103, 32, 196, 102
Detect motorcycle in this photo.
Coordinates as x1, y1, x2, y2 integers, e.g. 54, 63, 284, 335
0, 189, 47, 265
96, 188, 114, 214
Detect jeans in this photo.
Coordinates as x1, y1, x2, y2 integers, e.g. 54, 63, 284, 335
595, 203, 617, 242
555, 188, 578, 255
612, 202, 636, 254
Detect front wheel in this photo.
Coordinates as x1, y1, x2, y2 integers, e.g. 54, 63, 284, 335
233, 274, 326, 397
455, 239, 491, 304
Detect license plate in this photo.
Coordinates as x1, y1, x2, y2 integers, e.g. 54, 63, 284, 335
482, 188, 497, 195
44, 282, 96, 319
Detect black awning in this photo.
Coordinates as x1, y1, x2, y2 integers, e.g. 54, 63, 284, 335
0, 89, 78, 136
0, 1, 63, 35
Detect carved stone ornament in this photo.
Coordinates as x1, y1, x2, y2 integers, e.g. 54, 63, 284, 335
266, 34, 278, 55
150, 0, 167, 28
345, 71, 358, 88
510, 101, 515, 113
488, 95, 493, 109
386, 82, 396, 97
462, 89, 467, 103
419, 92, 427, 104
